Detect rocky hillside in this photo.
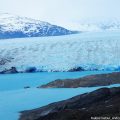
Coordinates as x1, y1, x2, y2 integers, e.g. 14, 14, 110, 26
19, 87, 120, 120
39, 72, 120, 88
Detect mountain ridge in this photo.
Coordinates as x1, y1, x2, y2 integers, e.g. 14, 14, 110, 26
0, 13, 76, 39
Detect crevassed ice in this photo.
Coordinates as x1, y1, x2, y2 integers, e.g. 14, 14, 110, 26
0, 31, 120, 72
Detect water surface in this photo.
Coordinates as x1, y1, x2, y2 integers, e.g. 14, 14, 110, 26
0, 71, 114, 91
0, 71, 118, 120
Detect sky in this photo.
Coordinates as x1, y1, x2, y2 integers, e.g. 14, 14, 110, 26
0, 0, 120, 29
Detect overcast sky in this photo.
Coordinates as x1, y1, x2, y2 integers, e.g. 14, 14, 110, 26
1, 0, 120, 29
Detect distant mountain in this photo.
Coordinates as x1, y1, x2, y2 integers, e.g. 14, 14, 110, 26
0, 13, 77, 39
76, 21, 120, 31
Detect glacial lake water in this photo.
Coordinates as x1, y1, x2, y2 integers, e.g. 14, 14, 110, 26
0, 71, 115, 91
0, 71, 120, 120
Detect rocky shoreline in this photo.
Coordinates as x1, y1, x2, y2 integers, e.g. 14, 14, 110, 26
19, 87, 120, 120
39, 72, 120, 88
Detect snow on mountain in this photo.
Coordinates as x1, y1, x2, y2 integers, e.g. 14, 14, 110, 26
0, 31, 120, 72
69, 20, 120, 31
0, 13, 76, 39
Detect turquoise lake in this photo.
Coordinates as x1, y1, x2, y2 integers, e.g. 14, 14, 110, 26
0, 71, 119, 120
0, 71, 115, 91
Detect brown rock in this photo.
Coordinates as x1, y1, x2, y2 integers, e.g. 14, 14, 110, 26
19, 87, 120, 120
39, 72, 120, 88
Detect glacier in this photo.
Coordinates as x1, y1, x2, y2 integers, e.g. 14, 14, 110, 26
0, 31, 120, 72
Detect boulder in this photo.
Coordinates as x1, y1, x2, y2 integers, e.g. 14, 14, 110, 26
0, 67, 18, 74
24, 86, 30, 89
